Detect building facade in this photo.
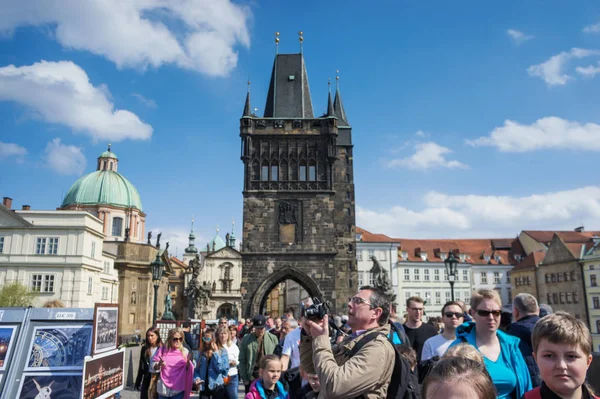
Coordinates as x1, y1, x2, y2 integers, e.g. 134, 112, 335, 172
582, 240, 600, 351
0, 198, 119, 307
240, 50, 356, 316
356, 227, 400, 295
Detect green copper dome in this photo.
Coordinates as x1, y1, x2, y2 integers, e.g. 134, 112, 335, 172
207, 233, 226, 252
61, 153, 143, 211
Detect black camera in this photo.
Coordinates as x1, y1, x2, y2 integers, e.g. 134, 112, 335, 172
301, 297, 329, 321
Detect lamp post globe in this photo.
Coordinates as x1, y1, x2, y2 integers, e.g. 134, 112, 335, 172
150, 253, 165, 325
444, 251, 459, 301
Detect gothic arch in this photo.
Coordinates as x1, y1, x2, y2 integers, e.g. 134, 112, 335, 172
249, 267, 323, 316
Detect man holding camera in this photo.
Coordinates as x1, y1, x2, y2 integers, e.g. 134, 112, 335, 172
299, 286, 395, 399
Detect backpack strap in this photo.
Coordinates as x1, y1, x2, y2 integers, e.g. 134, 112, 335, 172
347, 331, 386, 358
524, 388, 542, 399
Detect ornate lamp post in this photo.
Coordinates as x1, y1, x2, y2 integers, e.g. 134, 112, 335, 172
444, 251, 459, 301
151, 253, 165, 326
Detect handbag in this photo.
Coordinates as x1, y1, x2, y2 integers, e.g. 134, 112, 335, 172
148, 373, 160, 399
223, 376, 231, 385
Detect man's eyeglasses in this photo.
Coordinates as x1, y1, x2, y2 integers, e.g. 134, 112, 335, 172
476, 309, 502, 318
444, 312, 463, 319
349, 296, 373, 306
172, 337, 183, 342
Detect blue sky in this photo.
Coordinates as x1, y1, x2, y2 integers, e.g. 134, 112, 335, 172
2, 1, 600, 255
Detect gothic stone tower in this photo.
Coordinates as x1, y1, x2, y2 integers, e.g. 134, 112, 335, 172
240, 51, 356, 316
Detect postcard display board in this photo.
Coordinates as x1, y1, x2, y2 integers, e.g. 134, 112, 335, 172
0, 308, 29, 397
2, 307, 95, 399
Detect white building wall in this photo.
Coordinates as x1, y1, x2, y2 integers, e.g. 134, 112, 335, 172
356, 242, 399, 293
0, 210, 118, 307
471, 265, 514, 310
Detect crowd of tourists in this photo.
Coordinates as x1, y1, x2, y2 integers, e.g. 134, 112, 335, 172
134, 288, 598, 399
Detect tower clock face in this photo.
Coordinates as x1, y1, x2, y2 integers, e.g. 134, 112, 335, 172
26, 325, 92, 370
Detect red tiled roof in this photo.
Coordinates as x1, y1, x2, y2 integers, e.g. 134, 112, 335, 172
170, 256, 187, 268
523, 230, 600, 245
512, 251, 546, 271
356, 227, 399, 243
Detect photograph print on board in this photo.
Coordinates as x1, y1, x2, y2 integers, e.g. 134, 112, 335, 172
25, 324, 92, 371
92, 304, 119, 355
81, 349, 125, 399
17, 373, 82, 399
0, 325, 17, 371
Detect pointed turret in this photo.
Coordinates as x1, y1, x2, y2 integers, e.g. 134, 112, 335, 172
264, 53, 314, 118
326, 89, 335, 118
333, 72, 349, 126
242, 82, 252, 117
185, 219, 198, 254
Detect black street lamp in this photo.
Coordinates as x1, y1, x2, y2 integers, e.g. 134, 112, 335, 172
151, 253, 165, 326
444, 251, 459, 301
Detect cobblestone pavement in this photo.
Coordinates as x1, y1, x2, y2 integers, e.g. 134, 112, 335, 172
119, 384, 246, 399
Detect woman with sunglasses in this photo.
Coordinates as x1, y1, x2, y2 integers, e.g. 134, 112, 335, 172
450, 289, 532, 399
135, 327, 163, 399
195, 329, 230, 398
151, 328, 194, 399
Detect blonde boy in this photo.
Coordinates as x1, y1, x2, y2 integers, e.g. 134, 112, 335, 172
525, 312, 597, 399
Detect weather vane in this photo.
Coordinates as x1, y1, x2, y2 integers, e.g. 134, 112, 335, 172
275, 32, 280, 54
299, 31, 304, 53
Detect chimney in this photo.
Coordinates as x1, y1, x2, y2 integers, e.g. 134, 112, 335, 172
22, 205, 30, 210
2, 197, 12, 209
575, 226, 585, 233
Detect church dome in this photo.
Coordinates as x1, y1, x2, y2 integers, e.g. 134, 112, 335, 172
61, 146, 143, 211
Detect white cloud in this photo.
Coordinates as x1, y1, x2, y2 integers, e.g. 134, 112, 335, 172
507, 29, 534, 45
132, 93, 157, 109
44, 138, 86, 175
467, 116, 600, 152
387, 142, 467, 170
0, 141, 26, 162
0, 60, 153, 142
576, 62, 600, 78
527, 48, 600, 86
357, 186, 600, 238
0, 0, 251, 77
583, 22, 600, 33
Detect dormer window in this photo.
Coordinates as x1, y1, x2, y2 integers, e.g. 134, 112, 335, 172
356, 233, 363, 242
494, 255, 502, 263
515, 255, 522, 262
459, 253, 466, 262
401, 251, 408, 261
439, 252, 447, 261
420, 252, 427, 261
484, 255, 491, 263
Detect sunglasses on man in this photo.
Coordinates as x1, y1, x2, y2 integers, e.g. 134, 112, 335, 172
443, 312, 463, 319
475, 309, 502, 317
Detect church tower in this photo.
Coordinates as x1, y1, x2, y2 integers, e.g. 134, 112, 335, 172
239, 41, 356, 315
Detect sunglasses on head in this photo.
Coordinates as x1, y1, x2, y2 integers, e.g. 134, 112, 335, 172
444, 312, 463, 319
476, 309, 502, 317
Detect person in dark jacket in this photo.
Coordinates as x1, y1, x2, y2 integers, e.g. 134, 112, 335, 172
134, 327, 163, 399
506, 293, 542, 388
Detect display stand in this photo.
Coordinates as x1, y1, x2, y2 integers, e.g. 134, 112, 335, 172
2, 307, 93, 399
0, 307, 30, 398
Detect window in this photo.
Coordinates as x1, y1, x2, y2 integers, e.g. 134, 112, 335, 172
545, 274, 550, 283
494, 272, 500, 284
597, 320, 600, 334
48, 238, 58, 254
91, 241, 96, 258
434, 269, 440, 281
405, 291, 411, 301
435, 292, 441, 304
444, 270, 448, 281
570, 271, 576, 281
31, 274, 54, 293
251, 161, 260, 180
358, 272, 364, 286
0, 236, 4, 253
369, 272, 375, 286
299, 163, 307, 181
271, 164, 278, 181
506, 272, 511, 284
567, 292, 572, 303
547, 293, 552, 304
356, 251, 363, 261
36, 238, 46, 254
424, 269, 430, 281
87, 276, 93, 295
445, 291, 451, 301
551, 273, 556, 283
464, 291, 470, 301
591, 265, 596, 270
308, 164, 316, 181
462, 270, 468, 282
103, 261, 111, 274
261, 164, 269, 181
592, 275, 598, 287
553, 293, 558, 304
527, 276, 532, 285
507, 288, 512, 304
404, 269, 410, 281
112, 217, 123, 237
564, 272, 569, 282
480, 272, 488, 284
560, 293, 565, 304
414, 269, 420, 281
455, 292, 461, 302
415, 291, 421, 299
102, 286, 109, 301
594, 297, 600, 309
368, 249, 375, 259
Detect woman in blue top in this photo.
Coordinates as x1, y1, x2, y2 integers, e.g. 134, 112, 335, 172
194, 329, 229, 398
450, 289, 532, 399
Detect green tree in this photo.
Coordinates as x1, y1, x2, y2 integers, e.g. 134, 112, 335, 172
0, 282, 38, 307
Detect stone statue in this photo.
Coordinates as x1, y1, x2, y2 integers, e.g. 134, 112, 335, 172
165, 242, 170, 252
162, 289, 175, 320
156, 233, 162, 249
370, 255, 397, 304
225, 233, 230, 246
125, 227, 130, 242
147, 231, 152, 245
185, 254, 212, 318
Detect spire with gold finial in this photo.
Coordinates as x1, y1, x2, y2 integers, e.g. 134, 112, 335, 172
185, 216, 198, 254
333, 69, 349, 126
242, 80, 251, 117
326, 77, 335, 117
299, 30, 304, 54
275, 31, 280, 54
229, 218, 236, 248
